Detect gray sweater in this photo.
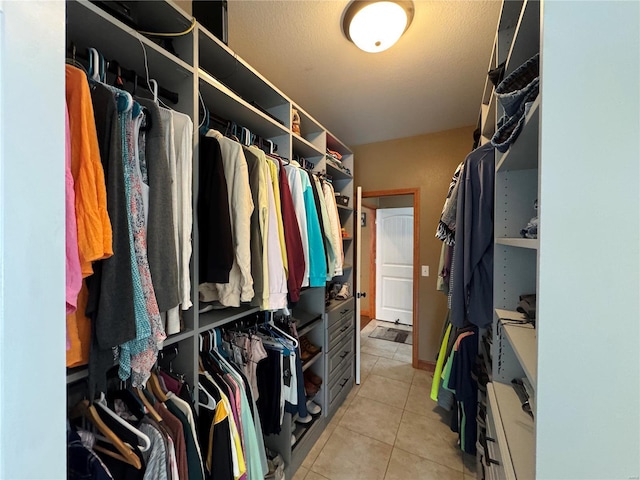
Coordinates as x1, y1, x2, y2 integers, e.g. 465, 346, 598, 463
450, 143, 495, 328
136, 98, 180, 312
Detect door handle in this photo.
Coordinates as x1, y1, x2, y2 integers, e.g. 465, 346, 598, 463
356, 292, 367, 299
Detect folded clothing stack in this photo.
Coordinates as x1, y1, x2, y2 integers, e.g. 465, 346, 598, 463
491, 53, 540, 153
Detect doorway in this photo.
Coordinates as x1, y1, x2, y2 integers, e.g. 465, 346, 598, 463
359, 188, 420, 368
376, 207, 414, 326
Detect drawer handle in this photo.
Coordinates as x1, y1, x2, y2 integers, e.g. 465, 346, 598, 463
481, 435, 500, 467
339, 378, 348, 387
340, 325, 349, 333
340, 351, 349, 359
340, 309, 348, 314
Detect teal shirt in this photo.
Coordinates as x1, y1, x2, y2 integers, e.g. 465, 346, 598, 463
298, 171, 327, 286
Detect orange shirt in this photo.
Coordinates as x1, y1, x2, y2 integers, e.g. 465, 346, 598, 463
65, 65, 113, 277
66, 282, 91, 367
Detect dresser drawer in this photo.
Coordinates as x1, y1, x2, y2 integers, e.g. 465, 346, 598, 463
326, 298, 355, 328
328, 329, 354, 377
328, 315, 353, 349
328, 359, 353, 406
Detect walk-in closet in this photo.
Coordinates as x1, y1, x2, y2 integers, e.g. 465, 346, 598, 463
0, 1, 637, 480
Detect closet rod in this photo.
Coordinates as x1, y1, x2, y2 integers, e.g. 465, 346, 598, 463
67, 45, 179, 105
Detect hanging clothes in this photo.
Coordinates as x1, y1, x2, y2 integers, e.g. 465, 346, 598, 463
311, 175, 338, 279
136, 98, 180, 313
243, 145, 269, 310
295, 162, 326, 286
64, 65, 113, 278
265, 156, 288, 278
65, 102, 82, 314
197, 136, 233, 284
119, 102, 166, 386
442, 328, 478, 455
450, 143, 495, 328
262, 154, 288, 309
276, 158, 305, 304
284, 163, 310, 288
160, 108, 194, 335
200, 129, 254, 307
85, 81, 137, 392
322, 180, 344, 277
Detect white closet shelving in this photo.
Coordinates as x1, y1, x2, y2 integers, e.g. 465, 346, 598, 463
65, 1, 356, 477
477, 1, 539, 479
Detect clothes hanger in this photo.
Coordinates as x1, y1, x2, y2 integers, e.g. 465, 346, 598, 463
94, 393, 151, 452
70, 400, 142, 470
149, 79, 159, 104
133, 387, 163, 423
147, 371, 169, 403
87, 47, 100, 82
239, 126, 249, 146
198, 382, 218, 411
267, 312, 299, 349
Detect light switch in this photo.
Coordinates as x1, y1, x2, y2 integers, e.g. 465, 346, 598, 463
422, 265, 429, 277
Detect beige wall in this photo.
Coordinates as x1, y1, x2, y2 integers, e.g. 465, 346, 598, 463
173, 0, 192, 15
354, 125, 475, 362
359, 205, 375, 314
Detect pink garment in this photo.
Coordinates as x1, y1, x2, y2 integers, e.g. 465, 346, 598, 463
225, 374, 246, 456
65, 102, 82, 316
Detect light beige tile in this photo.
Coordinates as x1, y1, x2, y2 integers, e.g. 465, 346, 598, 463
384, 447, 464, 480
395, 343, 413, 356
395, 411, 464, 472
357, 374, 410, 409
366, 337, 400, 353
412, 368, 434, 387
464, 475, 476, 480
462, 452, 477, 475
392, 350, 413, 363
292, 466, 309, 480
311, 426, 392, 480
344, 382, 361, 407
404, 383, 444, 420
305, 471, 330, 480
361, 343, 397, 359
360, 352, 379, 376
371, 357, 415, 384
339, 395, 403, 445
360, 322, 378, 336
302, 423, 337, 469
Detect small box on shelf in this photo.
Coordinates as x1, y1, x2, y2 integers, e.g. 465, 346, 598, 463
335, 194, 350, 207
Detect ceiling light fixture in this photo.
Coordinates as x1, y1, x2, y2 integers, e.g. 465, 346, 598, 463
342, 1, 414, 53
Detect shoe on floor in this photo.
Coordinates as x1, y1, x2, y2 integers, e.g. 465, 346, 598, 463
291, 433, 296, 446
306, 400, 321, 415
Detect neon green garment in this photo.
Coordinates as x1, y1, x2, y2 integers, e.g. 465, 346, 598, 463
430, 322, 452, 401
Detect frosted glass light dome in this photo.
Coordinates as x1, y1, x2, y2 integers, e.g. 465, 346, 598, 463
345, 1, 412, 53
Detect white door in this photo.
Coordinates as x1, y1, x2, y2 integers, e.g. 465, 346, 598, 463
354, 187, 362, 384
376, 207, 414, 325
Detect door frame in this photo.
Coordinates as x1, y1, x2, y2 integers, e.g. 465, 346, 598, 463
360, 203, 377, 320
362, 188, 420, 368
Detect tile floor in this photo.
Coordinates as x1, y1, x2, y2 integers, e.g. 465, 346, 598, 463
293, 319, 477, 480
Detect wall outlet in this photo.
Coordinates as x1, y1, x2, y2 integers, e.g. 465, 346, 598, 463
422, 265, 429, 277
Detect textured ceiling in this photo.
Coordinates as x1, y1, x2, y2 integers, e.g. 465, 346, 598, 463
227, 1, 501, 146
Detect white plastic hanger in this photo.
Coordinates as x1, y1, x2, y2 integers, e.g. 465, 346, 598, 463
149, 79, 158, 104
94, 393, 151, 452
198, 383, 218, 411
267, 313, 299, 349
88, 47, 101, 82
